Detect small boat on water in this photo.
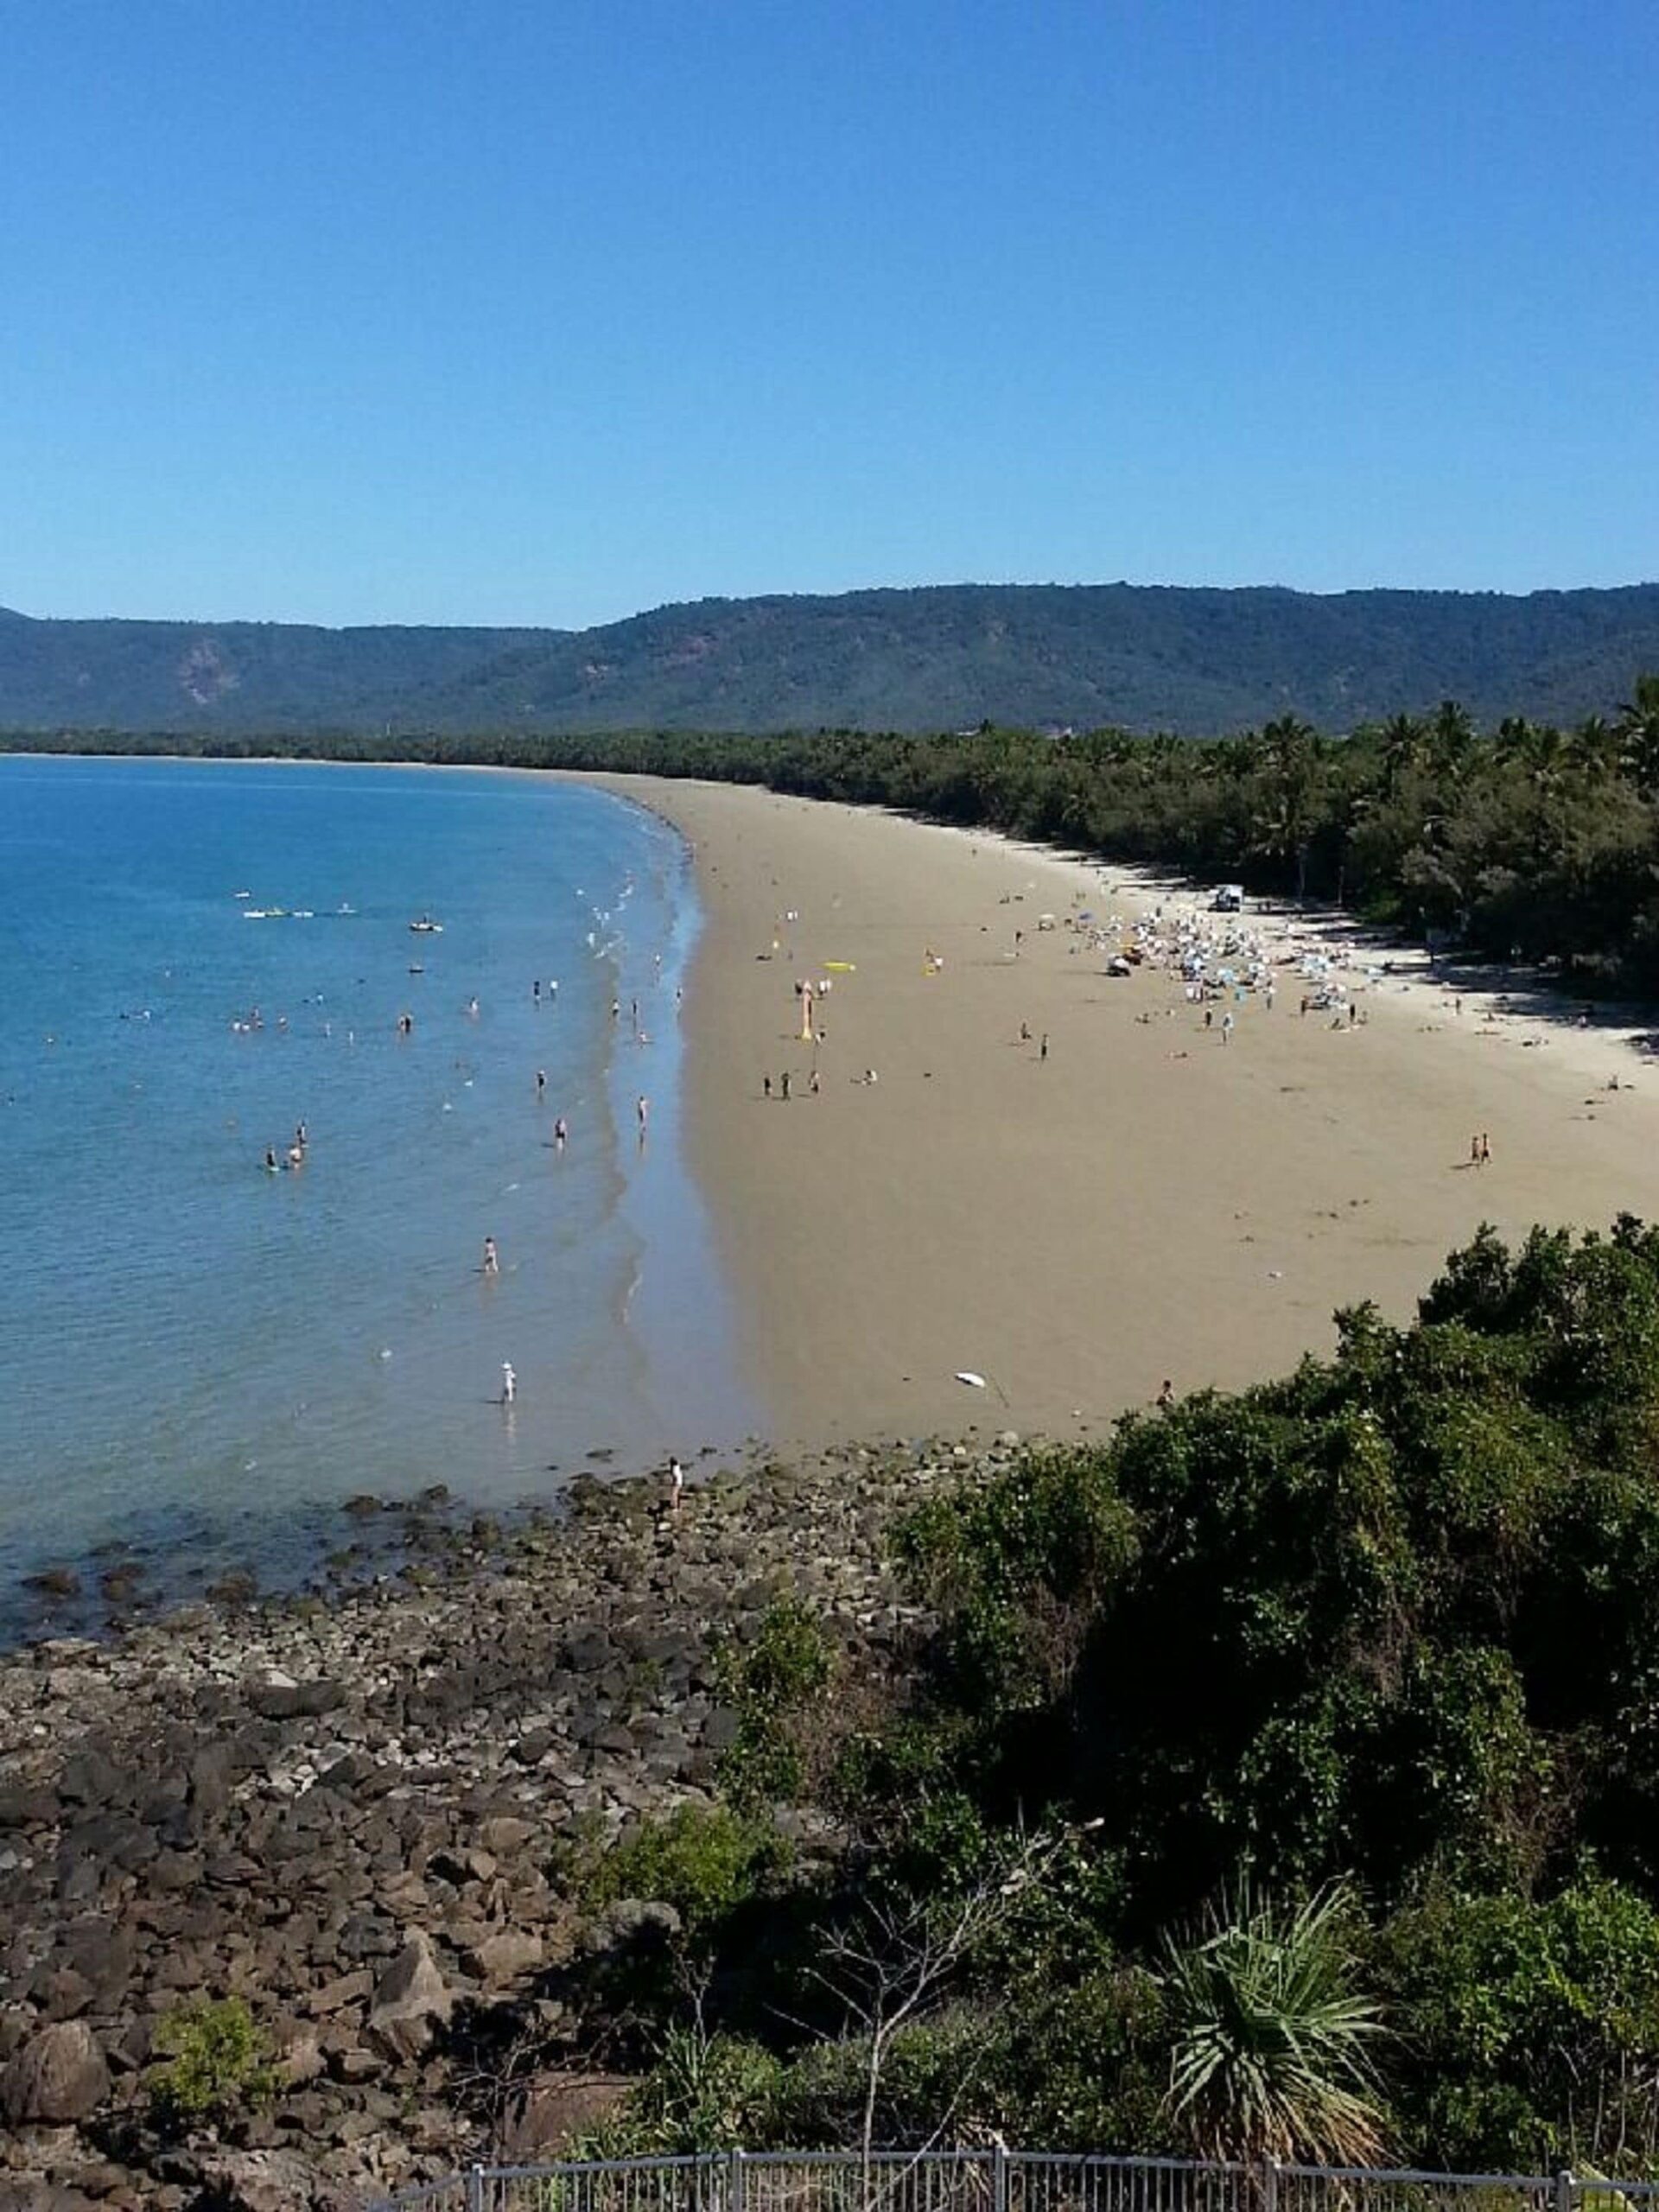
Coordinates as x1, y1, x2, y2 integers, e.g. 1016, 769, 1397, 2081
409, 916, 443, 934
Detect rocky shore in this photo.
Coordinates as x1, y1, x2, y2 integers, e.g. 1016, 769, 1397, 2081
0, 1440, 1010, 2211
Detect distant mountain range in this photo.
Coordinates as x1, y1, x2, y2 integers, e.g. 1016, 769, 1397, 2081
3, 582, 1658, 737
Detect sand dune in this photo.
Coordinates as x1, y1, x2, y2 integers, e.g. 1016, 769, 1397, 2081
600, 777, 1657, 1450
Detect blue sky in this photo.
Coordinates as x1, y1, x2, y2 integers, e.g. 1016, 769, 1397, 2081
3, 1, 1655, 628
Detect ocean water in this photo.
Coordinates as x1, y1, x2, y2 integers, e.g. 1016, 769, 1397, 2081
0, 756, 756, 1635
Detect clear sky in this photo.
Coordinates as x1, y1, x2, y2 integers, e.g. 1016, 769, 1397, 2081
3, 0, 1655, 630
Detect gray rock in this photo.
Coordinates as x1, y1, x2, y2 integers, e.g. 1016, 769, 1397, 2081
365, 1932, 451, 2061
466, 1927, 544, 1986
701, 1705, 742, 1751
602, 1897, 683, 1945
250, 1678, 343, 1721
192, 2148, 321, 2212
0, 2021, 111, 2125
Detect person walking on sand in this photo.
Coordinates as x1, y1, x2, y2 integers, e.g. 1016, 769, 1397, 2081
809, 1067, 821, 1095
1039, 1033, 1049, 1061
670, 1456, 684, 1512
536, 1068, 546, 1100
1222, 1012, 1235, 1045
1156, 1378, 1175, 1410
1471, 1133, 1482, 1166
554, 1116, 567, 1150
636, 1093, 649, 1134
1480, 1131, 1491, 1165
500, 1361, 516, 1404
763, 1074, 772, 1099
482, 1236, 499, 1275
780, 1070, 791, 1101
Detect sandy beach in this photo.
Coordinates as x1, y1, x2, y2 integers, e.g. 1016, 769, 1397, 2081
590, 775, 1659, 1450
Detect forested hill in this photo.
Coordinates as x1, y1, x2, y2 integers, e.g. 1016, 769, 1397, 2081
4, 582, 1659, 736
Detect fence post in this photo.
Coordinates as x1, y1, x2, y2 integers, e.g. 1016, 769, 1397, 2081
993, 2145, 1008, 2212
1555, 2172, 1573, 2212
467, 2164, 485, 2212
730, 2146, 747, 2212
1263, 2158, 1279, 2212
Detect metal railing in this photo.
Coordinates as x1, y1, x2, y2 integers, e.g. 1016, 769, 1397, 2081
366, 2153, 1659, 2212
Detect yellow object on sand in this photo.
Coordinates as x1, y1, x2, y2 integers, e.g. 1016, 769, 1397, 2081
824, 961, 856, 972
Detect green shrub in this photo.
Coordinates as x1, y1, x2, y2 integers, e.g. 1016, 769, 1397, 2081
146, 1997, 278, 2133
581, 1802, 787, 1937
714, 1595, 835, 1812
572, 2029, 785, 2155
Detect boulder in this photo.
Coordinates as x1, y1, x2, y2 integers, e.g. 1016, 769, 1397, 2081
601, 1898, 682, 1947
502, 2069, 633, 2160
365, 1933, 451, 2061
193, 2148, 321, 2212
0, 2022, 110, 2125
466, 1928, 544, 1986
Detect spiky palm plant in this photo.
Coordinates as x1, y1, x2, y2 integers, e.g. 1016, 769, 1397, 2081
1161, 1881, 1389, 2165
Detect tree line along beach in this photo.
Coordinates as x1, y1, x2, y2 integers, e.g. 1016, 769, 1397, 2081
7, 757, 1659, 2206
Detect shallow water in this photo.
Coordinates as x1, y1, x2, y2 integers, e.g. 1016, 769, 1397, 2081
0, 757, 756, 1635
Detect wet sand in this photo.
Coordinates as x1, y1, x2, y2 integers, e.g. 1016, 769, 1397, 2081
594, 777, 1659, 1448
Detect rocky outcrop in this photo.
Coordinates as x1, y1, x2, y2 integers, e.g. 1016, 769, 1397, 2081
0, 1439, 1014, 2208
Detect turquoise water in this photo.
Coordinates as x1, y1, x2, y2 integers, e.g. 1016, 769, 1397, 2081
0, 756, 755, 1632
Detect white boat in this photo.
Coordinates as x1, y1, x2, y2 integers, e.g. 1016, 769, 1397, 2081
409, 916, 444, 934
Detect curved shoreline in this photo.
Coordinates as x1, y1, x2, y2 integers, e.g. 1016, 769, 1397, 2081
583, 774, 1659, 1447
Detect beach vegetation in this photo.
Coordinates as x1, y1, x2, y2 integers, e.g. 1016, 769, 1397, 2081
145, 1996, 278, 2133
575, 1802, 789, 1940
22, 657, 1659, 1000
1160, 1881, 1389, 2164
547, 1216, 1659, 2172
713, 1594, 836, 1811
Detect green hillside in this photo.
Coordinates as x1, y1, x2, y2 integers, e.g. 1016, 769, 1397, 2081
3, 582, 1659, 736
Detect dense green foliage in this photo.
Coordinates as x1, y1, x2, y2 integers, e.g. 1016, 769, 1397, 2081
530, 680, 1659, 994
19, 673, 1659, 995
6, 582, 1659, 734
556, 1220, 1659, 2171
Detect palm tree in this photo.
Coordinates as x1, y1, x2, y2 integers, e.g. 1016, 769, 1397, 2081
1568, 715, 1619, 782
1249, 717, 1323, 903
1429, 699, 1477, 785
1160, 1882, 1389, 2165
1616, 673, 1659, 791
1377, 713, 1426, 799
